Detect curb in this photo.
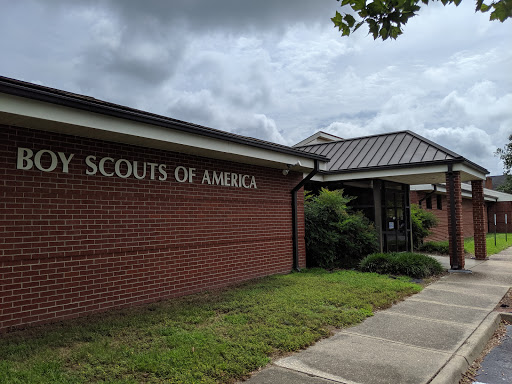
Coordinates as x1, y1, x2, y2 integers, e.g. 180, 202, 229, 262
429, 312, 506, 384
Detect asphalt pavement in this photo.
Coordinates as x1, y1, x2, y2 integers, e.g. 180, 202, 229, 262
243, 248, 512, 384
474, 323, 512, 384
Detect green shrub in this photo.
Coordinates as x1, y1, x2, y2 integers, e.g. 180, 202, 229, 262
411, 204, 439, 248
419, 240, 470, 255
360, 252, 444, 278
305, 188, 378, 269
419, 241, 450, 255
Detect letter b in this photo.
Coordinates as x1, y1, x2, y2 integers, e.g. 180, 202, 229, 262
17, 148, 34, 170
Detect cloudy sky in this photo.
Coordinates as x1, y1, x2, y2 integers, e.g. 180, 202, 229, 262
1, 0, 510, 174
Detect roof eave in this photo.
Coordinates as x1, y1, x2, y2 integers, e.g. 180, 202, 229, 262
0, 76, 327, 163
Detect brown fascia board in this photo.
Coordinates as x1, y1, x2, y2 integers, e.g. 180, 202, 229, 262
319, 158, 488, 175
0, 76, 327, 162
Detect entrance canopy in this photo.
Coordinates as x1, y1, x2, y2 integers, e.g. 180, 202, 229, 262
296, 130, 490, 268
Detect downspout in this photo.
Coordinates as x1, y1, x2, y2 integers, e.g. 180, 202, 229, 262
292, 159, 320, 271
418, 185, 437, 208
447, 164, 459, 270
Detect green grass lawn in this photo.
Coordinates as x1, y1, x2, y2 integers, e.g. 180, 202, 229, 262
464, 233, 512, 256
0, 269, 421, 384
421, 233, 512, 257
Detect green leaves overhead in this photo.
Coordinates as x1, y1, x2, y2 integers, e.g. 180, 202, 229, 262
332, 0, 512, 41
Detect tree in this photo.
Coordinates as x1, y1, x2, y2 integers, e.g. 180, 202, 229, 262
332, 0, 512, 40
496, 177, 512, 193
495, 134, 512, 193
496, 134, 512, 174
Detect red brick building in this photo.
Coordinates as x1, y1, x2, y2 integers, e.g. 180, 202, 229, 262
0, 77, 326, 332
0, 77, 497, 333
411, 184, 512, 242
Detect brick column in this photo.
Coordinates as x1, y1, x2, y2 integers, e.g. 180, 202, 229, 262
471, 180, 487, 260
446, 170, 465, 269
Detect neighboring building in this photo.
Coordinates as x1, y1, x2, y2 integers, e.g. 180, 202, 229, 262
0, 76, 327, 332
411, 184, 512, 242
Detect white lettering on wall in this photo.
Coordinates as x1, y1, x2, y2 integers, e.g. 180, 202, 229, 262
242, 175, 250, 188
17, 147, 74, 173
17, 148, 33, 170
99, 157, 115, 176
231, 173, 239, 187
212, 171, 224, 186
34, 150, 58, 172
16, 147, 257, 188
201, 170, 256, 189
188, 168, 196, 183
115, 159, 132, 178
201, 170, 211, 185
148, 162, 158, 180
58, 152, 74, 173
133, 161, 147, 180
85, 155, 97, 175
174, 166, 188, 182
158, 164, 167, 181
174, 166, 196, 183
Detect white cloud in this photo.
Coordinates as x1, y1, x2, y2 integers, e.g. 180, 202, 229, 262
425, 126, 496, 170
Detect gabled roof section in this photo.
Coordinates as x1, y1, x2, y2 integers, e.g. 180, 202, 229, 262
293, 131, 344, 147
297, 130, 487, 174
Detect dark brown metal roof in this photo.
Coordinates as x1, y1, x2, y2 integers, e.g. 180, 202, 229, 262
297, 130, 488, 174
0, 75, 327, 162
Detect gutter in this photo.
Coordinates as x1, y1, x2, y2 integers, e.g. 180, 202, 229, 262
291, 160, 320, 271
447, 164, 459, 270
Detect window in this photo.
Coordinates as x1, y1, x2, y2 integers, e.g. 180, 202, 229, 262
426, 196, 432, 209
437, 195, 442, 210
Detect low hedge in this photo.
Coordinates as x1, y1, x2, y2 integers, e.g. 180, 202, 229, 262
419, 240, 470, 255
359, 252, 444, 278
419, 241, 450, 255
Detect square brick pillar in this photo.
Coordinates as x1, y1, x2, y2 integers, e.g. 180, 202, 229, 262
446, 170, 465, 269
471, 179, 487, 260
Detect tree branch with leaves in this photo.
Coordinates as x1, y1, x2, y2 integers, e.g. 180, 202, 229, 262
332, 0, 512, 40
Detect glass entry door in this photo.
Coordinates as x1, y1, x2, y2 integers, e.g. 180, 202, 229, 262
382, 182, 411, 252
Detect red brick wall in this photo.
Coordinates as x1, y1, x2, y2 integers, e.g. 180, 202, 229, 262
0, 125, 306, 332
410, 191, 487, 243
446, 171, 465, 268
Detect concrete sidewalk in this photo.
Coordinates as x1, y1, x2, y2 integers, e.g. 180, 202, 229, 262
245, 248, 512, 384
